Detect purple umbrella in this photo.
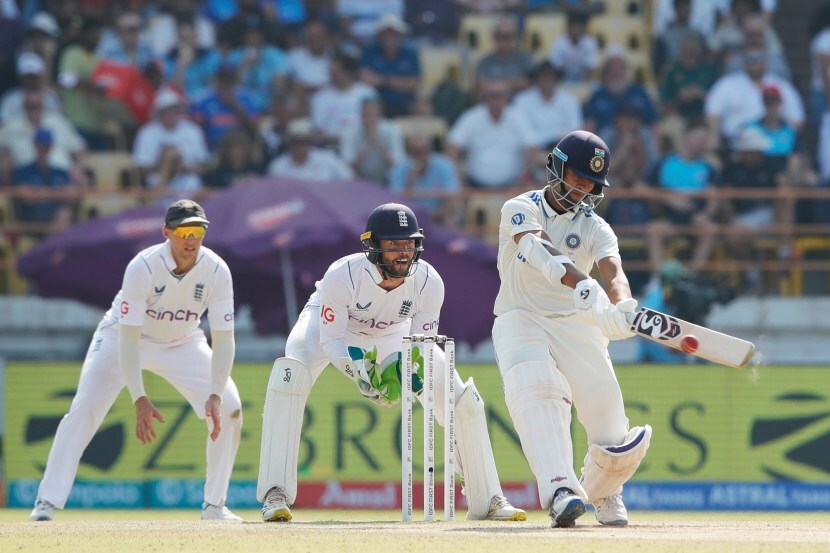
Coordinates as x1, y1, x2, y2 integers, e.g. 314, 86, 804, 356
17, 206, 165, 307
18, 178, 502, 346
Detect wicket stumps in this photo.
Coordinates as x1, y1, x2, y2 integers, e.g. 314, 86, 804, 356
401, 334, 456, 522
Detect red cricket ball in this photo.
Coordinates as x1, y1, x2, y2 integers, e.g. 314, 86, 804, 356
680, 335, 699, 354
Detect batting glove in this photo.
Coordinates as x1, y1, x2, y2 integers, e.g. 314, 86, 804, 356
573, 278, 612, 311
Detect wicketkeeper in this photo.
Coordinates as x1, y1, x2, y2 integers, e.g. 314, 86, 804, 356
257, 203, 526, 522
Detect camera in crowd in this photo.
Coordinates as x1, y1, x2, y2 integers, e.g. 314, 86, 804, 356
664, 273, 736, 325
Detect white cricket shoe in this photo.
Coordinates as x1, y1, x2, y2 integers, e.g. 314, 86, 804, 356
262, 486, 292, 522
549, 488, 586, 528
467, 495, 527, 521
28, 498, 54, 521
201, 502, 242, 521
594, 494, 628, 526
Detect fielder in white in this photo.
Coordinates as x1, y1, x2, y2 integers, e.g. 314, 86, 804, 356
257, 203, 526, 523
492, 130, 652, 528
28, 200, 243, 522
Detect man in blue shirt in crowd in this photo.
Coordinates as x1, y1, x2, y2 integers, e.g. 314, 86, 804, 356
12, 129, 77, 237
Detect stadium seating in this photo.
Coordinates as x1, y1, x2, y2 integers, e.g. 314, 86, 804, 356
522, 13, 567, 61
83, 152, 141, 193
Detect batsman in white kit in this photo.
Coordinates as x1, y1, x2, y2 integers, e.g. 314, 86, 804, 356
257, 203, 526, 522
492, 130, 652, 528
29, 200, 244, 522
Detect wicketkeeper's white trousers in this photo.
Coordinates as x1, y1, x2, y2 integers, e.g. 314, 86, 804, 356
36, 324, 242, 509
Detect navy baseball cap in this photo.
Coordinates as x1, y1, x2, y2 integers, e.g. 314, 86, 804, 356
553, 130, 611, 187
165, 199, 210, 228
34, 128, 53, 146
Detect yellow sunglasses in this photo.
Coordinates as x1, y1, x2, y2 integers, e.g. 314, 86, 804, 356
170, 225, 207, 240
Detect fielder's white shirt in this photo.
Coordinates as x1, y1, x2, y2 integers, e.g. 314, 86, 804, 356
103, 241, 235, 344
308, 253, 443, 366
494, 188, 619, 317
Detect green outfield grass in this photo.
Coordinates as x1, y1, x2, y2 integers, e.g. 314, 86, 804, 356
2, 509, 830, 553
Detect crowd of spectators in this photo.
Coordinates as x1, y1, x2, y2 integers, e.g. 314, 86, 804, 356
0, 0, 829, 296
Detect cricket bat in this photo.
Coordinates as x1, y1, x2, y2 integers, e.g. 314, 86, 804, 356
627, 307, 756, 368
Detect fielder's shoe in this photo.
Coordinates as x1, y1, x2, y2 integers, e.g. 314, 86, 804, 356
467, 494, 527, 521
28, 498, 54, 521
262, 486, 292, 522
201, 502, 242, 521
549, 488, 586, 528
594, 494, 628, 526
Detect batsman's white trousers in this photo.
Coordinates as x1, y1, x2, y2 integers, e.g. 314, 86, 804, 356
492, 309, 629, 503
271, 305, 464, 503
36, 324, 243, 509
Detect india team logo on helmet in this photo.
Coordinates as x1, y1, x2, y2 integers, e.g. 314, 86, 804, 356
590, 147, 606, 173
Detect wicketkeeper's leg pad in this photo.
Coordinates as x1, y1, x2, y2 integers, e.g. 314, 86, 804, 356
257, 357, 312, 503
580, 424, 652, 504
455, 378, 504, 519
502, 360, 586, 508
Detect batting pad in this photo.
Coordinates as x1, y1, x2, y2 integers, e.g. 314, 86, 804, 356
580, 424, 652, 503
455, 378, 504, 519
257, 357, 312, 503
502, 360, 586, 508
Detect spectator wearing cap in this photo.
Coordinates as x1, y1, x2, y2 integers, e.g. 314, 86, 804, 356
447, 79, 538, 191
359, 13, 421, 118
546, 11, 600, 84
164, 14, 222, 100
746, 84, 798, 162
583, 45, 660, 135
705, 46, 804, 144
512, 60, 583, 151
0, 90, 87, 179
12, 128, 80, 237
24, 12, 60, 90
132, 88, 210, 195
310, 52, 377, 145
721, 123, 792, 285
226, 17, 290, 110
267, 117, 354, 182
96, 11, 154, 70
57, 16, 111, 151
339, 95, 405, 184
388, 133, 461, 224
474, 17, 535, 96
0, 52, 62, 125
190, 63, 262, 150
287, 19, 333, 95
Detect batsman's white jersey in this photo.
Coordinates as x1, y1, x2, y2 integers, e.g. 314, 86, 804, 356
494, 189, 619, 316
492, 189, 630, 509
34, 241, 242, 509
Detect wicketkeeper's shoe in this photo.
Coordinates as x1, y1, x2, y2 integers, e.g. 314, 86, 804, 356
201, 502, 243, 521
467, 495, 527, 521
594, 494, 628, 526
262, 486, 292, 522
28, 498, 54, 521
549, 488, 586, 528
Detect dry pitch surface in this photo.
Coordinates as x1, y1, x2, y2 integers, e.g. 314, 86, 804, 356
3, 509, 830, 553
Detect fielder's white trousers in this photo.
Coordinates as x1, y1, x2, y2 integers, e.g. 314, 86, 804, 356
36, 324, 243, 509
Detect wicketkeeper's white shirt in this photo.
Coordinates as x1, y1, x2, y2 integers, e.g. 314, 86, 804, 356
309, 253, 444, 367
102, 241, 235, 344
494, 188, 620, 317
